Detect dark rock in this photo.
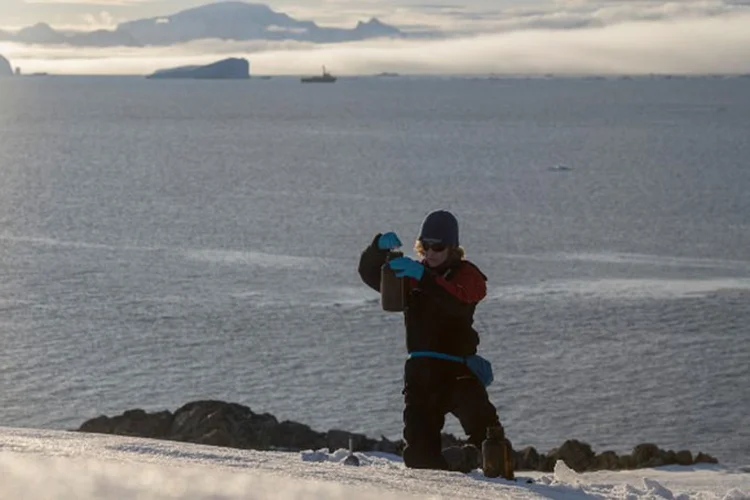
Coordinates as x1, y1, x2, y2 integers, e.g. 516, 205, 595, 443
676, 450, 694, 466
516, 446, 540, 471
170, 400, 265, 447
462, 444, 482, 471
695, 452, 718, 464
326, 429, 357, 451
660, 449, 679, 466
595, 450, 620, 470
326, 429, 379, 452
547, 439, 596, 472
79, 400, 332, 452
618, 454, 636, 470
147, 58, 249, 79
78, 415, 113, 434
644, 455, 666, 468
374, 436, 403, 455
196, 428, 234, 447
76, 400, 719, 472
632, 443, 661, 467
538, 453, 556, 472
440, 432, 466, 449
273, 421, 326, 450
79, 409, 173, 438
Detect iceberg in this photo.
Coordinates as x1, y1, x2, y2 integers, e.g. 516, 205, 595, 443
0, 54, 13, 77
147, 57, 249, 79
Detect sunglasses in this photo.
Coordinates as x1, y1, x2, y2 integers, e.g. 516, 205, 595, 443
421, 242, 447, 252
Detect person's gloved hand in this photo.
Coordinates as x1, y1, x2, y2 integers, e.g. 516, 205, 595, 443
377, 232, 402, 250
388, 256, 425, 280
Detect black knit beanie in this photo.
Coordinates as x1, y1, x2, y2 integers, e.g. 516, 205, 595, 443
418, 210, 459, 246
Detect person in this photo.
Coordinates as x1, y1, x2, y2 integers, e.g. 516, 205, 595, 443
358, 209, 505, 472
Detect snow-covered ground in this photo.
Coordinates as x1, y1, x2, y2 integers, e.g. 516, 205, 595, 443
1, 426, 748, 500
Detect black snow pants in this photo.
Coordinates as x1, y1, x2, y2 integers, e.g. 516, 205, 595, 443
401, 356, 501, 470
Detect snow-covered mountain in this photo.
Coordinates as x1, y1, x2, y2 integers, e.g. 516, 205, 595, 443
0, 1, 404, 47
14, 22, 68, 44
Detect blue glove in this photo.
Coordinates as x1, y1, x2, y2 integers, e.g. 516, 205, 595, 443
377, 232, 402, 250
388, 256, 425, 280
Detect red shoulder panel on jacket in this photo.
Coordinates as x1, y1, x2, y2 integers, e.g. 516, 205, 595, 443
434, 260, 487, 303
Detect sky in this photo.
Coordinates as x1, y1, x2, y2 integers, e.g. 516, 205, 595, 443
1, 426, 749, 500
1, 0, 750, 75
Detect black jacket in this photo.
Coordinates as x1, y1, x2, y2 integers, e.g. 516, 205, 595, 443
358, 234, 487, 357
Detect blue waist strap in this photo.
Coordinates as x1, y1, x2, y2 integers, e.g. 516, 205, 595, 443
407, 351, 494, 387
407, 351, 465, 363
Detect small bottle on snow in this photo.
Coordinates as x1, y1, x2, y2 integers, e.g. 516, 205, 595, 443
482, 425, 514, 480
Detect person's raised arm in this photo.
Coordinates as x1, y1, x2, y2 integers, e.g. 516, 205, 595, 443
358, 232, 402, 292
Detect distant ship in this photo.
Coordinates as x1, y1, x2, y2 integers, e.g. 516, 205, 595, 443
301, 66, 336, 83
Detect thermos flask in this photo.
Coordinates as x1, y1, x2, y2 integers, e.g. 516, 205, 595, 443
380, 250, 405, 312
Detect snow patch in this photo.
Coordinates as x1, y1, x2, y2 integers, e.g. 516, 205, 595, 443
1, 412, 749, 500
643, 477, 676, 499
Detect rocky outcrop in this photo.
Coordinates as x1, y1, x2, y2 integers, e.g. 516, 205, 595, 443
147, 58, 249, 79
0, 55, 12, 77
513, 440, 718, 472
78, 400, 402, 455
77, 400, 718, 472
